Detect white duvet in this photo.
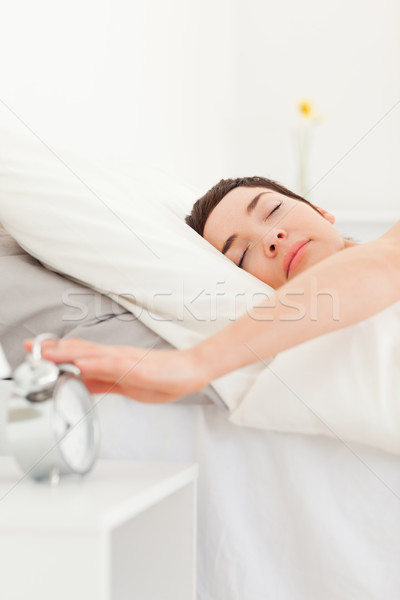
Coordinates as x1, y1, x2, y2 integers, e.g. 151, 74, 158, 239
0, 123, 400, 454
231, 302, 400, 455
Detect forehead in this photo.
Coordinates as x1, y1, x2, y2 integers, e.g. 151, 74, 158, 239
203, 186, 276, 247
217, 185, 272, 210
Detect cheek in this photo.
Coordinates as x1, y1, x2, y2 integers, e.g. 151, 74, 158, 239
306, 239, 339, 269
248, 255, 281, 288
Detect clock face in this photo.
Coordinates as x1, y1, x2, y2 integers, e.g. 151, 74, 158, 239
52, 376, 99, 474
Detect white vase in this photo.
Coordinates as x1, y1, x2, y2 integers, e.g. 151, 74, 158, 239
295, 121, 314, 198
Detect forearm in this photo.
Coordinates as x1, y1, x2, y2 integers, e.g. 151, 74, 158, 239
193, 238, 400, 381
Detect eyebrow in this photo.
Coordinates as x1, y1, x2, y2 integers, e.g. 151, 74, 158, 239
221, 192, 270, 256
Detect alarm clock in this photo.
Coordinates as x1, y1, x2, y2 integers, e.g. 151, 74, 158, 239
8, 333, 100, 482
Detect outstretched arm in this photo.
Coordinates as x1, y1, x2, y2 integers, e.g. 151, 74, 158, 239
196, 222, 400, 379
28, 222, 400, 403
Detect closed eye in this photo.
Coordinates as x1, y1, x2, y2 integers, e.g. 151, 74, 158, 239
238, 247, 248, 268
238, 201, 283, 269
265, 201, 282, 221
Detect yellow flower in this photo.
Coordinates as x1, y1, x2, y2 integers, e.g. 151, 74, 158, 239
298, 100, 313, 117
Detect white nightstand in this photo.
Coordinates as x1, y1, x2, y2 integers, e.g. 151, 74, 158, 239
0, 457, 197, 600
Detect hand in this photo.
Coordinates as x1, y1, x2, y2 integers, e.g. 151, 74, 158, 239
24, 338, 209, 404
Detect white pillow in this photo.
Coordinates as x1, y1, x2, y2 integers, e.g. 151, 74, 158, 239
0, 125, 272, 410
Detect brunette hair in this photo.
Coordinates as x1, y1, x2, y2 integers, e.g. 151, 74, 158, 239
185, 176, 319, 236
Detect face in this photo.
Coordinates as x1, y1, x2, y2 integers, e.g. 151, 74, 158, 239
203, 186, 349, 289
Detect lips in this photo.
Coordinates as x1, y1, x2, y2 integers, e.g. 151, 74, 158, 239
283, 240, 310, 278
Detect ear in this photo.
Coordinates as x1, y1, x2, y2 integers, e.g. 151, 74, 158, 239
314, 205, 335, 224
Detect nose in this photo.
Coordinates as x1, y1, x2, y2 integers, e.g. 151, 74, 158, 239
260, 229, 286, 257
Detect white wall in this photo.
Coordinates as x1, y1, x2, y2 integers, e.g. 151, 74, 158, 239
0, 0, 398, 212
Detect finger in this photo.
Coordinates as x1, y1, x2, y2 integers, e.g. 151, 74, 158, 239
76, 357, 123, 380
42, 339, 106, 363
82, 379, 126, 396
23, 338, 58, 353
82, 374, 178, 404
75, 355, 144, 382
23, 339, 33, 352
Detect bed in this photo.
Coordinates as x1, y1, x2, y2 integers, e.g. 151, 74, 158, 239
1, 126, 400, 599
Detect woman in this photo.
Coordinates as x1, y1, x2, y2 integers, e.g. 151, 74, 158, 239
26, 176, 400, 403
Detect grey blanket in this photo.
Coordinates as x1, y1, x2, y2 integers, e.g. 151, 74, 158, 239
0, 229, 223, 407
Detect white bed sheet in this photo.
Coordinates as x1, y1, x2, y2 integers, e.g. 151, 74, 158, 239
97, 395, 400, 600
1, 380, 400, 598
